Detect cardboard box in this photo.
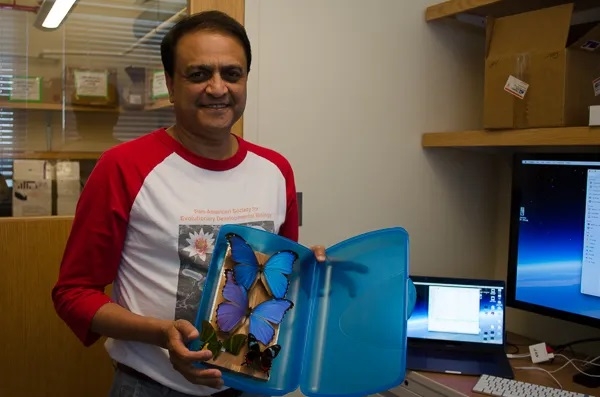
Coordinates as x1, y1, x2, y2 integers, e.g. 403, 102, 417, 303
42, 77, 63, 104
65, 66, 119, 108
590, 105, 600, 126
484, 4, 600, 129
55, 160, 81, 216
146, 68, 170, 107
12, 160, 52, 217
121, 66, 146, 110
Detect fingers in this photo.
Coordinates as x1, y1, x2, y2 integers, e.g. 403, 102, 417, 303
166, 320, 224, 386
190, 368, 223, 386
172, 360, 224, 387
173, 319, 200, 340
310, 245, 327, 262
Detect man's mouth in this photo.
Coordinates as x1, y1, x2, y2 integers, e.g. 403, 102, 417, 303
201, 104, 229, 109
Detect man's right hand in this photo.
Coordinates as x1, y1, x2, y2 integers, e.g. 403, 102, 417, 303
164, 319, 224, 388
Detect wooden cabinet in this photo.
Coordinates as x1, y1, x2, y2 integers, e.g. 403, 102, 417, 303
0, 216, 115, 397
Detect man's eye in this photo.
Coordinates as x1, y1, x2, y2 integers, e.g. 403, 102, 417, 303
188, 72, 210, 82
224, 71, 242, 82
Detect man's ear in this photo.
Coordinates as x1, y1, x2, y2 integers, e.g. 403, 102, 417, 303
165, 72, 175, 103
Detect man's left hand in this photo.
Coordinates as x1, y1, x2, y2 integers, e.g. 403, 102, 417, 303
311, 245, 327, 262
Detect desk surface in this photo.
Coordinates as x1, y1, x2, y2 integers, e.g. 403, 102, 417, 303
417, 334, 598, 396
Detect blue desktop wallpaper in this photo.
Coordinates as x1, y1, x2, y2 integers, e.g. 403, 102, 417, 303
406, 283, 504, 345
514, 162, 600, 321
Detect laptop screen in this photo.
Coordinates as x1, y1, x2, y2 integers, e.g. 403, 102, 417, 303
407, 276, 505, 345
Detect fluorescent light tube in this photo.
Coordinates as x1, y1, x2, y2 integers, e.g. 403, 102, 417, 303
34, 0, 79, 31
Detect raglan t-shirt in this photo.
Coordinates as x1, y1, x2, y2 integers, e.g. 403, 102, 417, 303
52, 128, 299, 396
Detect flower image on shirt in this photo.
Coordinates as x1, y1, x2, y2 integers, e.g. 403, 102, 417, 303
183, 228, 215, 262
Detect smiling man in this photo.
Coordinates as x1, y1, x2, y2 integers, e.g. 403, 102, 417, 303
51, 10, 326, 397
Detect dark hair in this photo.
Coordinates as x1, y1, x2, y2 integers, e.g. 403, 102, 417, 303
160, 10, 252, 78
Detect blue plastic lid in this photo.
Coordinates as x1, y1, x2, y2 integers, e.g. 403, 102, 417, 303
192, 225, 416, 397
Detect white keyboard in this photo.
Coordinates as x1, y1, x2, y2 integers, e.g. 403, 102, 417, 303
473, 374, 594, 397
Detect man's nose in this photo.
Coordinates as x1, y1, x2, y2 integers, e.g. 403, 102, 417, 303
206, 74, 227, 97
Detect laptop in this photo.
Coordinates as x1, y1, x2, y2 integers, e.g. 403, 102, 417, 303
406, 275, 514, 379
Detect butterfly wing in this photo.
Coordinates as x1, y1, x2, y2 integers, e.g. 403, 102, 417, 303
199, 320, 217, 346
227, 233, 260, 290
260, 344, 282, 373
262, 250, 297, 299
243, 333, 261, 367
216, 270, 248, 333
206, 339, 223, 360
249, 299, 294, 345
222, 333, 247, 356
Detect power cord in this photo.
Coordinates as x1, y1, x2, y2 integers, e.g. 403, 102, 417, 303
507, 342, 600, 389
512, 366, 563, 389
553, 337, 600, 354
505, 342, 520, 354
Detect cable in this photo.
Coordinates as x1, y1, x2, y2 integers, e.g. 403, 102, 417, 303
552, 354, 600, 378
505, 342, 520, 354
513, 366, 563, 389
512, 345, 600, 389
553, 337, 600, 354
506, 353, 530, 359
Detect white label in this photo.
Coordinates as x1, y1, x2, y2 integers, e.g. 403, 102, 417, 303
504, 75, 529, 100
74, 70, 108, 97
10, 77, 41, 101
152, 70, 169, 99
582, 40, 600, 52
56, 161, 80, 180
593, 77, 600, 97
128, 94, 142, 105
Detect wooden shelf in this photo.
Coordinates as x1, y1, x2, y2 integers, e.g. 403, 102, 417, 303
0, 100, 173, 112
2, 151, 103, 160
425, 0, 600, 21
0, 101, 123, 113
422, 126, 600, 148
145, 98, 173, 111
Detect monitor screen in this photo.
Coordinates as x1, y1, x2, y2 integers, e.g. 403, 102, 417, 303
507, 153, 600, 328
407, 276, 505, 345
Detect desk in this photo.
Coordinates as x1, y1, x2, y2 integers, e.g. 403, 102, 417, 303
392, 334, 598, 397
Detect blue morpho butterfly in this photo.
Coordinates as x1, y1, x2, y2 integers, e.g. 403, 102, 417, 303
226, 232, 298, 299
216, 269, 294, 346
242, 333, 281, 377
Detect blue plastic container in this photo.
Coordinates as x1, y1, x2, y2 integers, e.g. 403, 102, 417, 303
192, 224, 416, 397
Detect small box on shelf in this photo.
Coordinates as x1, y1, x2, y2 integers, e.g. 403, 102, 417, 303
145, 68, 171, 110
590, 105, 600, 126
484, 4, 600, 130
65, 66, 120, 109
121, 66, 147, 111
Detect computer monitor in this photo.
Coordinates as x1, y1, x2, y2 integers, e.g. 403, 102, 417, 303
507, 152, 600, 330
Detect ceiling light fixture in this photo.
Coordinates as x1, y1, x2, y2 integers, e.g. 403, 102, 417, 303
34, 0, 79, 31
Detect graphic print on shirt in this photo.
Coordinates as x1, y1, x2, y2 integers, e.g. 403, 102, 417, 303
175, 221, 275, 323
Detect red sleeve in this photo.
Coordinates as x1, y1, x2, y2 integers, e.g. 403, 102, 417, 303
244, 141, 299, 242
276, 162, 299, 242
52, 149, 136, 346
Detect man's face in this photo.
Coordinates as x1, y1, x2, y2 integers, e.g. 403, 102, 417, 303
166, 30, 247, 137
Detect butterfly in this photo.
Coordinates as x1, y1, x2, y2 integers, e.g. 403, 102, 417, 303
197, 320, 247, 360
216, 269, 294, 345
226, 232, 297, 299
242, 333, 281, 376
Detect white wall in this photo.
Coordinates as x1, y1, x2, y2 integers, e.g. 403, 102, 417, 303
242, 2, 600, 394
244, 0, 496, 280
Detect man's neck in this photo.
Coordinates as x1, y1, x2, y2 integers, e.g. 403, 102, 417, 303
168, 125, 237, 160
